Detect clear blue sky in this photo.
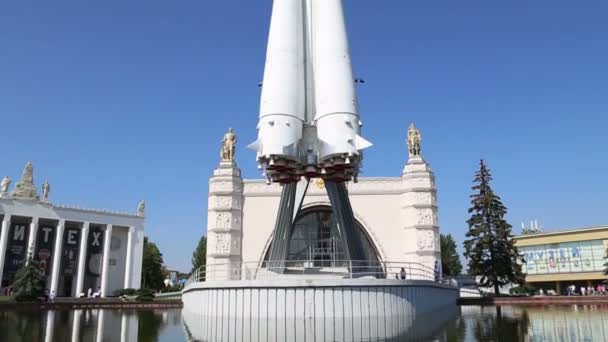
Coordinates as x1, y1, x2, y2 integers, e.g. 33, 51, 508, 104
1, 1, 606, 272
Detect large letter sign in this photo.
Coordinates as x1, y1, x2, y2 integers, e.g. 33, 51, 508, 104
35, 226, 56, 277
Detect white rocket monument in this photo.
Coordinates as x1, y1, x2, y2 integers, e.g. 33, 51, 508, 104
249, 0, 372, 184
250, 0, 373, 268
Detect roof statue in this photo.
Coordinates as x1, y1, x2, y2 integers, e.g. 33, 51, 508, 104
221, 128, 237, 162
137, 200, 146, 217
42, 180, 51, 202
0, 176, 10, 198
10, 162, 40, 201
407, 123, 422, 158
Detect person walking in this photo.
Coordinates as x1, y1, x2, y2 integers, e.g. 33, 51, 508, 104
399, 267, 407, 280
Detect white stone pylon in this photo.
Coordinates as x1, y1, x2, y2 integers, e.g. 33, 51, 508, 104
205, 160, 244, 281
401, 154, 441, 276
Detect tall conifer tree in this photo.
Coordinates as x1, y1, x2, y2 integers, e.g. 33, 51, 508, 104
440, 234, 463, 276
463, 160, 524, 295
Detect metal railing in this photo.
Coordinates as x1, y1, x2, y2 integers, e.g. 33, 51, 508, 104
155, 291, 182, 300
186, 260, 456, 287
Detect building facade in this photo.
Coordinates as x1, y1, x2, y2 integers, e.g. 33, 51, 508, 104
0, 163, 145, 297
514, 226, 608, 293
205, 127, 443, 275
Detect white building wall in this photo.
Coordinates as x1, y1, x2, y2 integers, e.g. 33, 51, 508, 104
241, 178, 407, 264
239, 156, 441, 272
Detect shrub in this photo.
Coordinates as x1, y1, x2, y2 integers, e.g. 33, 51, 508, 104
136, 294, 154, 302
135, 288, 155, 301
113, 288, 138, 297
160, 285, 182, 293
136, 288, 155, 296
509, 284, 535, 296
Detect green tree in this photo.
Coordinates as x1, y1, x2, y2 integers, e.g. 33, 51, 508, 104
463, 160, 524, 295
11, 256, 45, 302
191, 235, 207, 274
141, 237, 167, 290
440, 234, 463, 276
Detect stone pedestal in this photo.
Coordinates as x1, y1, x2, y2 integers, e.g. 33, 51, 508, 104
401, 156, 441, 276
206, 161, 244, 280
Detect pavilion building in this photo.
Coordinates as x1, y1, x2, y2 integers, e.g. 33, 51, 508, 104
514, 226, 608, 294
0, 163, 145, 297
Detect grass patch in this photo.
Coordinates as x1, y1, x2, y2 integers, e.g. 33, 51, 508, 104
0, 296, 13, 302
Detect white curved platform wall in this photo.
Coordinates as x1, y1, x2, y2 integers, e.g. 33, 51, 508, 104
182, 278, 458, 342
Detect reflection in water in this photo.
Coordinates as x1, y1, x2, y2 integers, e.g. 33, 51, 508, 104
459, 305, 608, 342
1, 305, 608, 341
0, 309, 181, 342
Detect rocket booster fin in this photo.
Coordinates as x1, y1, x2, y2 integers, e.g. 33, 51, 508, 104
247, 139, 260, 151
354, 135, 372, 151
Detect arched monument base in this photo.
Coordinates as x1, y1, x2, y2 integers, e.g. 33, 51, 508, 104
182, 278, 458, 342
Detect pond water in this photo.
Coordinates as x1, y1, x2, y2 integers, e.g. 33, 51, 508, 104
1, 304, 608, 341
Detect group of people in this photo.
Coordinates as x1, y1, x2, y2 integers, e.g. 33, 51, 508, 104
566, 284, 608, 296
83, 287, 103, 298
1, 286, 13, 296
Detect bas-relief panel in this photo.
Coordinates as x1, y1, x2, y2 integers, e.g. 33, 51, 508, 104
401, 191, 435, 206
402, 208, 438, 226
417, 209, 439, 226
212, 233, 240, 255
416, 230, 435, 251
209, 181, 242, 194
414, 192, 435, 205
209, 196, 242, 210
403, 177, 434, 190
210, 212, 241, 230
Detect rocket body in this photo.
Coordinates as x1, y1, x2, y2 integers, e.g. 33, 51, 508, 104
250, 0, 371, 184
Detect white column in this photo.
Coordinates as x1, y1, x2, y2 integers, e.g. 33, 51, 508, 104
0, 215, 11, 287
44, 310, 55, 342
123, 227, 134, 289
120, 312, 128, 342
26, 217, 39, 264
95, 309, 105, 342
71, 310, 82, 342
50, 221, 65, 296
100, 224, 113, 297
75, 222, 90, 298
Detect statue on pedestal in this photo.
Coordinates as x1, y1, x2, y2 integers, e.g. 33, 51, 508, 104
137, 200, 146, 217
10, 162, 40, 200
407, 123, 422, 158
42, 180, 51, 202
0, 176, 10, 198
221, 128, 237, 162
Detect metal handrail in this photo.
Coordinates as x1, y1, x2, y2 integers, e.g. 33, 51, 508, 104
185, 260, 455, 287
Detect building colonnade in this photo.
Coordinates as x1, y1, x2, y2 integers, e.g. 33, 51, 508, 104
0, 213, 135, 298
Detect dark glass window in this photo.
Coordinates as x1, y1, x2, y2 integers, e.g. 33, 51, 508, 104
264, 206, 380, 268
